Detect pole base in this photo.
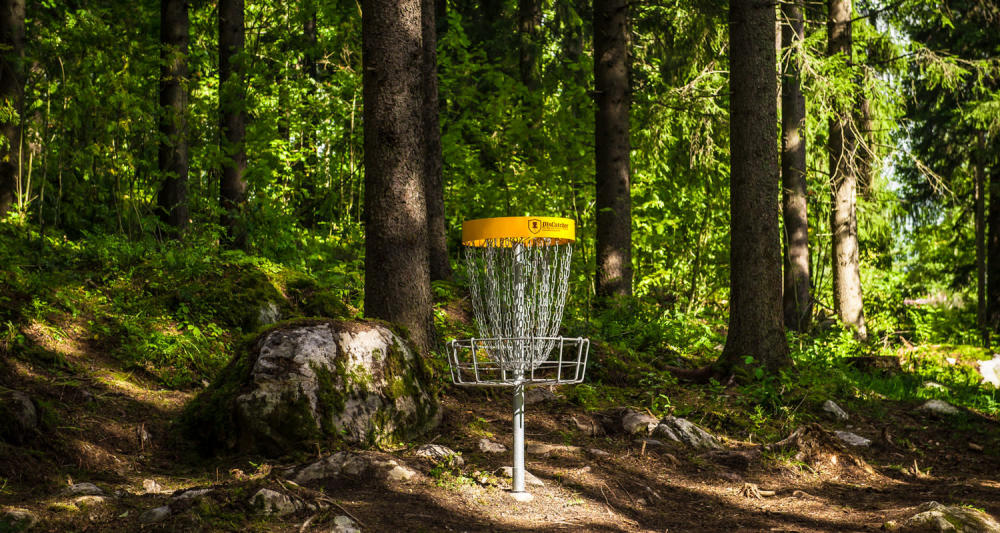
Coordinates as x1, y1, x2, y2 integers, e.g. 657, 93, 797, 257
509, 491, 534, 502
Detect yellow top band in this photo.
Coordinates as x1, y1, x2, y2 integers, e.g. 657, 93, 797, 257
462, 216, 575, 247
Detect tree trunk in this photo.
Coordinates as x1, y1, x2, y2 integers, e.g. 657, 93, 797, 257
856, 94, 874, 198
593, 0, 632, 299
986, 143, 1000, 339
976, 132, 986, 344
518, 0, 541, 92
781, 0, 811, 331
0, 0, 24, 217
423, 0, 451, 281
827, 0, 867, 340
156, 0, 190, 233
298, 0, 319, 227
716, 0, 790, 374
219, 0, 247, 249
362, 0, 435, 354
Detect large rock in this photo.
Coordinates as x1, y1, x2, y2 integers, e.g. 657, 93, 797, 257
654, 416, 721, 449
899, 501, 1000, 532
979, 356, 1000, 388
0, 390, 38, 443
183, 319, 440, 454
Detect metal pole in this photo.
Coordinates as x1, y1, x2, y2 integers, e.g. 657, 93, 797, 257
512, 380, 526, 494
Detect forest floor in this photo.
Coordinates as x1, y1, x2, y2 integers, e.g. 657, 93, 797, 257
1, 312, 999, 533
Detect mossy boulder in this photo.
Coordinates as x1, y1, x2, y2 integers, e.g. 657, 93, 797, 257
183, 319, 439, 455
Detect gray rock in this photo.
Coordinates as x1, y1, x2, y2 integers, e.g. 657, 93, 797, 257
622, 410, 658, 435
139, 505, 171, 524
7, 391, 37, 430
525, 387, 557, 405
918, 399, 961, 416
833, 430, 871, 447
385, 464, 417, 482
657, 416, 721, 449
1, 508, 38, 529
172, 488, 214, 502
652, 423, 681, 442
568, 416, 604, 436
257, 302, 281, 326
499, 467, 544, 487
0, 391, 38, 443
64, 482, 104, 496
251, 488, 299, 516
979, 356, 1000, 388
901, 501, 1000, 532
634, 438, 665, 447
588, 448, 610, 457
286, 452, 369, 484
74, 495, 111, 507
189, 320, 440, 454
330, 515, 362, 533
823, 400, 849, 421
922, 381, 949, 391
142, 479, 163, 494
479, 438, 506, 453
415, 444, 464, 466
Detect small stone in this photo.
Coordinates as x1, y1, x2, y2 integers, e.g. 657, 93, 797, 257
288, 452, 368, 484
922, 381, 948, 391
588, 448, 610, 457
330, 515, 362, 533
792, 490, 812, 499
64, 482, 104, 496
499, 467, 544, 486
658, 416, 721, 449
903, 501, 1000, 532
525, 387, 557, 405
636, 497, 647, 506
822, 400, 849, 421
917, 399, 961, 416
569, 416, 603, 436
139, 505, 171, 523
834, 431, 871, 447
1, 508, 38, 529
142, 479, 162, 494
652, 423, 681, 442
172, 488, 214, 502
622, 410, 659, 435
251, 488, 299, 516
479, 438, 506, 453
257, 302, 281, 326
415, 444, 464, 466
970, 442, 984, 452
527, 442, 557, 455
510, 491, 534, 502
74, 495, 110, 508
386, 465, 417, 482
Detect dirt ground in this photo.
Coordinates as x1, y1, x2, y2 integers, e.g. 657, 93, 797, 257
2, 324, 1000, 532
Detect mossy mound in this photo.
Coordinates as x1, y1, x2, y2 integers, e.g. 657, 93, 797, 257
182, 319, 440, 456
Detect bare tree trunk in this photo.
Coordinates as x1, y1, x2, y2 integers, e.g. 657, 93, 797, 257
978, 132, 990, 344
594, 0, 632, 298
988, 158, 1000, 339
828, 0, 866, 340
781, 0, 812, 331
716, 0, 790, 374
0, 0, 24, 217
856, 94, 874, 198
423, 0, 451, 281
219, 0, 247, 249
298, 0, 320, 227
156, 0, 190, 233
362, 0, 435, 353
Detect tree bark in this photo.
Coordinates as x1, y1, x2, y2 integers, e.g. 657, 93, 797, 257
298, 0, 320, 227
828, 0, 867, 340
518, 0, 541, 92
716, 0, 790, 374
987, 145, 1000, 338
0, 0, 24, 217
594, 0, 632, 299
423, 0, 451, 281
976, 131, 986, 343
362, 0, 435, 353
156, 0, 190, 233
781, 0, 811, 331
219, 0, 247, 249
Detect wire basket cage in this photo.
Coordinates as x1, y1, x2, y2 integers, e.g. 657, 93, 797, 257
447, 336, 589, 386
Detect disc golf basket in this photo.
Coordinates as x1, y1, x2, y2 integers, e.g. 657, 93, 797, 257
447, 216, 589, 500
